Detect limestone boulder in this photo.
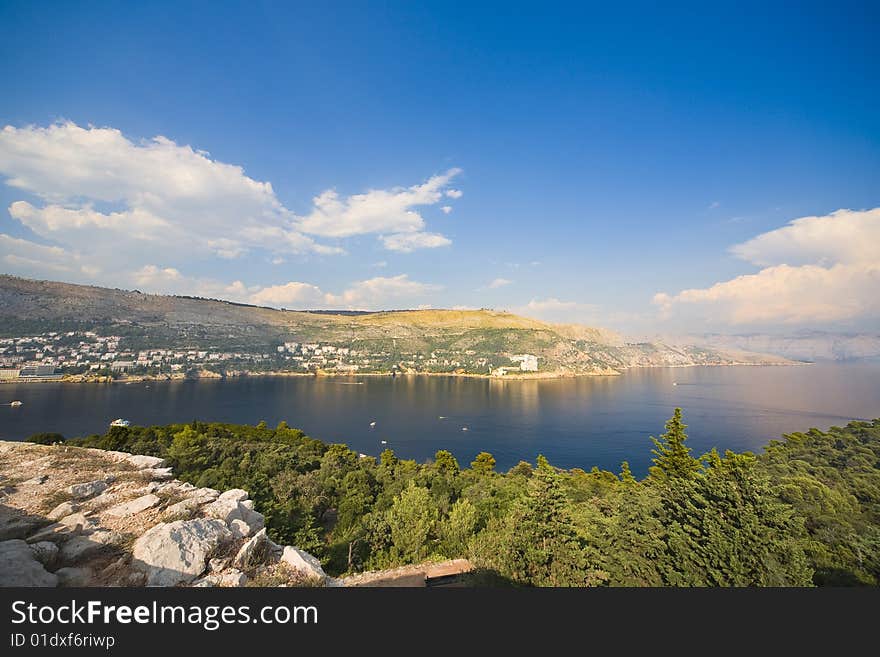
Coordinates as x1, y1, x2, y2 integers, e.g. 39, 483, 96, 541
104, 494, 160, 518
124, 454, 166, 469
59, 530, 124, 564
0, 539, 58, 587
218, 489, 249, 502
66, 480, 108, 500
30, 541, 59, 567
203, 498, 264, 536
232, 528, 271, 570
27, 513, 97, 543
281, 545, 329, 583
132, 519, 232, 586
47, 501, 79, 521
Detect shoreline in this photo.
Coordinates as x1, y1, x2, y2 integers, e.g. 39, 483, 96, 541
0, 360, 805, 386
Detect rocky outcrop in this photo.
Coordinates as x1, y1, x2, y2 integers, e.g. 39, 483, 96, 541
0, 440, 334, 588
132, 519, 232, 586
0, 539, 58, 587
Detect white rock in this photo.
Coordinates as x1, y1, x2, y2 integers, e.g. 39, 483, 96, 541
105, 494, 161, 518
218, 489, 249, 502
66, 480, 108, 500
203, 499, 265, 535
208, 557, 229, 573
59, 530, 123, 564
27, 513, 96, 543
232, 528, 270, 569
186, 487, 220, 503
88, 491, 121, 508
0, 539, 58, 586
281, 545, 328, 582
30, 541, 59, 567
124, 454, 166, 469
192, 575, 218, 587
218, 569, 248, 587
229, 519, 252, 539
132, 519, 232, 587
47, 501, 79, 521
162, 498, 201, 520
141, 467, 174, 480
55, 566, 93, 587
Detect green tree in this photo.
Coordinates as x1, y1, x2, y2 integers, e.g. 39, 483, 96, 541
649, 408, 700, 481
166, 426, 211, 474
439, 498, 479, 557
433, 450, 460, 476
619, 461, 636, 485
471, 452, 497, 476
657, 450, 813, 586
386, 482, 438, 563
476, 455, 594, 586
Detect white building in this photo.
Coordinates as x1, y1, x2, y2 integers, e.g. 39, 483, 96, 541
510, 354, 539, 372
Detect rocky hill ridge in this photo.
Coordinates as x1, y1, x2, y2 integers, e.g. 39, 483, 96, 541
0, 440, 333, 587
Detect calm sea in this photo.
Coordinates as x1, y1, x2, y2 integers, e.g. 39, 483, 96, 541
1, 363, 878, 476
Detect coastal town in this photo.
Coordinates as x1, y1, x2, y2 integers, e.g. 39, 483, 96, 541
0, 329, 542, 382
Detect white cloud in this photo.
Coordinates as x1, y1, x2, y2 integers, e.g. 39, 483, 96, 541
0, 121, 457, 292
250, 281, 326, 307
380, 231, 452, 253
518, 297, 599, 324
296, 169, 459, 248
124, 268, 440, 311
323, 274, 441, 309
441, 205, 452, 214
487, 277, 512, 289
372, 260, 388, 268
130, 265, 258, 301
0, 122, 336, 267
445, 189, 463, 199
0, 233, 79, 276
655, 208, 880, 327
730, 207, 880, 267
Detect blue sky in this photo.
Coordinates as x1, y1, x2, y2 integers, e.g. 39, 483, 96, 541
0, 1, 878, 334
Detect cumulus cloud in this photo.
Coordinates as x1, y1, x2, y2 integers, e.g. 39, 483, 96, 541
654, 208, 880, 327
445, 189, 463, 199
441, 205, 452, 214
296, 168, 459, 246
323, 274, 441, 309
380, 231, 452, 253
122, 266, 439, 311
0, 121, 460, 294
0, 122, 338, 266
487, 277, 512, 289
249, 281, 326, 307
518, 297, 599, 323
0, 233, 80, 277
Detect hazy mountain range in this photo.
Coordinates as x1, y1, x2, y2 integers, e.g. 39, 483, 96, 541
691, 332, 880, 363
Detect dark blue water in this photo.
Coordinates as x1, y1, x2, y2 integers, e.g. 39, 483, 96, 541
2, 363, 879, 476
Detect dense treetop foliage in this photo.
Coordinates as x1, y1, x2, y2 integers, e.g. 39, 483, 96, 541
49, 411, 880, 586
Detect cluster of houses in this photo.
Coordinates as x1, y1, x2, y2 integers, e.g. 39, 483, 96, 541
0, 330, 540, 379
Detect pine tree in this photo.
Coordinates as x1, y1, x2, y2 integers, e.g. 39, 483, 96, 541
504, 455, 591, 585
619, 461, 636, 485
649, 408, 700, 481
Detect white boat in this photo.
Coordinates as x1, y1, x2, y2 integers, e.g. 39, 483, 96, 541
369, 421, 377, 428
462, 427, 469, 432
10, 400, 22, 407
109, 418, 131, 427
380, 439, 387, 444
